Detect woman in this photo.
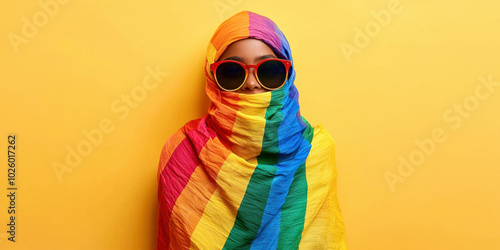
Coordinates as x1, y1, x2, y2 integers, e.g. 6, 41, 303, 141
157, 11, 347, 249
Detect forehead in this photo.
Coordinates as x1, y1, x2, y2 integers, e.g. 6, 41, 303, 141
219, 38, 277, 62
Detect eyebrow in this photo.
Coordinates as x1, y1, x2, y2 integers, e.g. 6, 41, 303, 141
220, 54, 277, 63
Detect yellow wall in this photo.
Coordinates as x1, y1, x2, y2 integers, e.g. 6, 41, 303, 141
1, 0, 499, 249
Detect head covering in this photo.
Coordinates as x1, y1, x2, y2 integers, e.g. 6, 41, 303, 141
157, 11, 346, 249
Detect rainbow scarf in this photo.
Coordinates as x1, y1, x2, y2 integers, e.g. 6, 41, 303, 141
157, 11, 346, 250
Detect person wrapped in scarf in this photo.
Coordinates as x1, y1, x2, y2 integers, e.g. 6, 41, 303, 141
157, 10, 347, 250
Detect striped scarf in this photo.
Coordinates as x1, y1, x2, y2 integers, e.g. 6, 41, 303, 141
157, 10, 346, 250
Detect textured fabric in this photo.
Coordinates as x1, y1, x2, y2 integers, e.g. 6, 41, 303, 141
157, 11, 347, 250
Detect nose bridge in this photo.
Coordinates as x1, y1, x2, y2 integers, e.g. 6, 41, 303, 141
245, 63, 260, 77
242, 64, 261, 89
246, 64, 258, 70
244, 64, 258, 77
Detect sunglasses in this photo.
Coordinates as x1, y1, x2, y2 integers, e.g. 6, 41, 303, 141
210, 58, 292, 92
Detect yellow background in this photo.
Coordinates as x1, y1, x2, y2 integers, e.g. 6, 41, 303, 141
1, 0, 499, 249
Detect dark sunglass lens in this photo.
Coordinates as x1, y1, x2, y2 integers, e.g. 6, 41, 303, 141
216, 62, 246, 91
257, 60, 287, 89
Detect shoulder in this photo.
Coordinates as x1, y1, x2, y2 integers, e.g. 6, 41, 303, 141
311, 125, 335, 150
305, 124, 338, 177
162, 118, 202, 151
157, 118, 203, 179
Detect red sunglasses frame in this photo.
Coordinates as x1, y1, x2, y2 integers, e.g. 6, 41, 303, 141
210, 58, 292, 92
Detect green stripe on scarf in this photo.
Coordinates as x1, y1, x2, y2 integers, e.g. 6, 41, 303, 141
223, 91, 284, 249
277, 121, 313, 248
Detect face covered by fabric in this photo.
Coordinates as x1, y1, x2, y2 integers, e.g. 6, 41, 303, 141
203, 10, 312, 160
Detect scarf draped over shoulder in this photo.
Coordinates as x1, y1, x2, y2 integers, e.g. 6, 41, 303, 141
157, 10, 346, 250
